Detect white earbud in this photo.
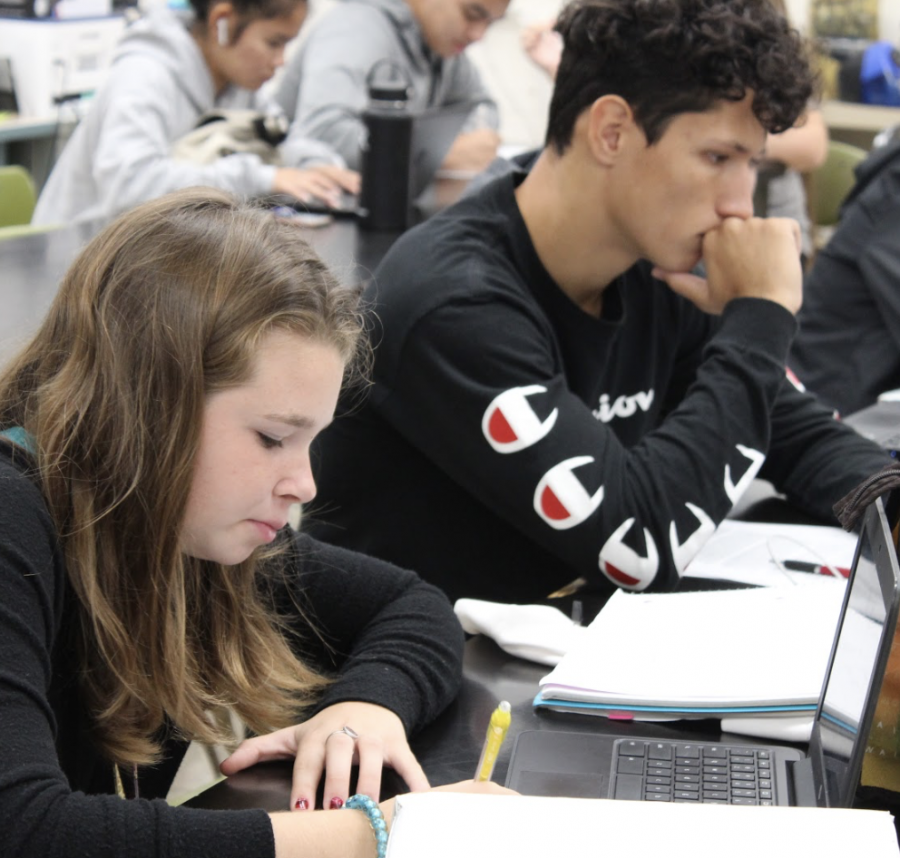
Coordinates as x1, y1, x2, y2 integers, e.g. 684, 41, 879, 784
217, 18, 229, 46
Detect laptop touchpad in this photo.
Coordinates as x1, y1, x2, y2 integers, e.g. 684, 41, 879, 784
515, 770, 607, 798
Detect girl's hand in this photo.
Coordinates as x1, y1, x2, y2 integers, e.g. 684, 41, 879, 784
310, 164, 361, 195
220, 701, 428, 810
273, 166, 361, 208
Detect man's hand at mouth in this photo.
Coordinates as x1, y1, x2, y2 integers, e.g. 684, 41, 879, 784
652, 216, 803, 316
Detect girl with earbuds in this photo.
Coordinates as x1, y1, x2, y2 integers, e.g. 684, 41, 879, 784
33, 0, 358, 227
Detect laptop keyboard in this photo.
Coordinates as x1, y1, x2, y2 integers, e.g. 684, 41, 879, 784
611, 739, 775, 805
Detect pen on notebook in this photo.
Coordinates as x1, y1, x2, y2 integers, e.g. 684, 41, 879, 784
475, 700, 511, 782
782, 559, 850, 578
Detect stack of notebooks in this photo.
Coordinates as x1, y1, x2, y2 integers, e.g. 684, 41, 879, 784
535, 581, 847, 719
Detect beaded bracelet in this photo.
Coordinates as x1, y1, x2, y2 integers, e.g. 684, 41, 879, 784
345, 794, 388, 858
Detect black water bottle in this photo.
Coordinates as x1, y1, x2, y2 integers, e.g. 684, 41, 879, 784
359, 60, 414, 232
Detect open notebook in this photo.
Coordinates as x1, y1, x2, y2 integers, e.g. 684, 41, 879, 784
506, 496, 900, 807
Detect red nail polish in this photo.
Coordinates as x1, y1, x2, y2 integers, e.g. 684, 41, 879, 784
294, 798, 308, 810
329, 797, 344, 809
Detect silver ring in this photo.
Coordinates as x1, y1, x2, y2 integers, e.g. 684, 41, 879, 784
328, 726, 359, 740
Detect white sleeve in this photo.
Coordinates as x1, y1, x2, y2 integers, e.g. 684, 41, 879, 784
90, 55, 277, 216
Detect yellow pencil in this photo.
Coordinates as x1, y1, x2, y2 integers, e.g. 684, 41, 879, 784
474, 700, 512, 782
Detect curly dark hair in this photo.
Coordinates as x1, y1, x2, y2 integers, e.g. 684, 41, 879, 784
547, 0, 817, 152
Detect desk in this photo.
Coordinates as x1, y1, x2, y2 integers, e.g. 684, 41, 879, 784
1, 219, 98, 363
184, 628, 800, 812
0, 217, 400, 364
179, 496, 840, 811
0, 114, 76, 191
0, 168, 472, 365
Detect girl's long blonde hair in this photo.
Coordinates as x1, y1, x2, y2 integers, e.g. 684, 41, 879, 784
0, 188, 366, 765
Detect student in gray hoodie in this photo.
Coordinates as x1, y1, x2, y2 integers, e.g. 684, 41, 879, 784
274, 0, 508, 173
33, 0, 357, 227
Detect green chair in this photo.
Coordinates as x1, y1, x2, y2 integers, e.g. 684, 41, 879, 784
0, 164, 37, 228
807, 140, 868, 248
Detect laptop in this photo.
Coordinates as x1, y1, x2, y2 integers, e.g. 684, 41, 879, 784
505, 496, 900, 808
269, 102, 471, 219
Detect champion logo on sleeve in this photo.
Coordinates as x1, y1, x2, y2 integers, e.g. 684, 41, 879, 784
533, 456, 604, 530
598, 518, 659, 589
482, 385, 558, 454
479, 383, 767, 590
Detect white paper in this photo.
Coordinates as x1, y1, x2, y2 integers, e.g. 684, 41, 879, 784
454, 599, 588, 666
386, 793, 900, 858
684, 519, 858, 587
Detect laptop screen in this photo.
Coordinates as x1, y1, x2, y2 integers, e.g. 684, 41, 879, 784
811, 497, 900, 807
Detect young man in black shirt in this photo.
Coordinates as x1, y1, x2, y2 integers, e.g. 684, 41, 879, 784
305, 0, 890, 603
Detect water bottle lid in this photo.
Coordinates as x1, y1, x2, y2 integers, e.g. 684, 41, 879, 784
366, 59, 412, 103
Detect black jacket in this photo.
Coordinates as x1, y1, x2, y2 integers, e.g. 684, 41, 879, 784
306, 171, 889, 603
791, 141, 900, 415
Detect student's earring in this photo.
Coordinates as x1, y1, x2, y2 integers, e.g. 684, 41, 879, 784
217, 18, 229, 46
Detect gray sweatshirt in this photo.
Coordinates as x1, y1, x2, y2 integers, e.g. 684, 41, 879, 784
33, 8, 338, 226
274, 0, 498, 171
